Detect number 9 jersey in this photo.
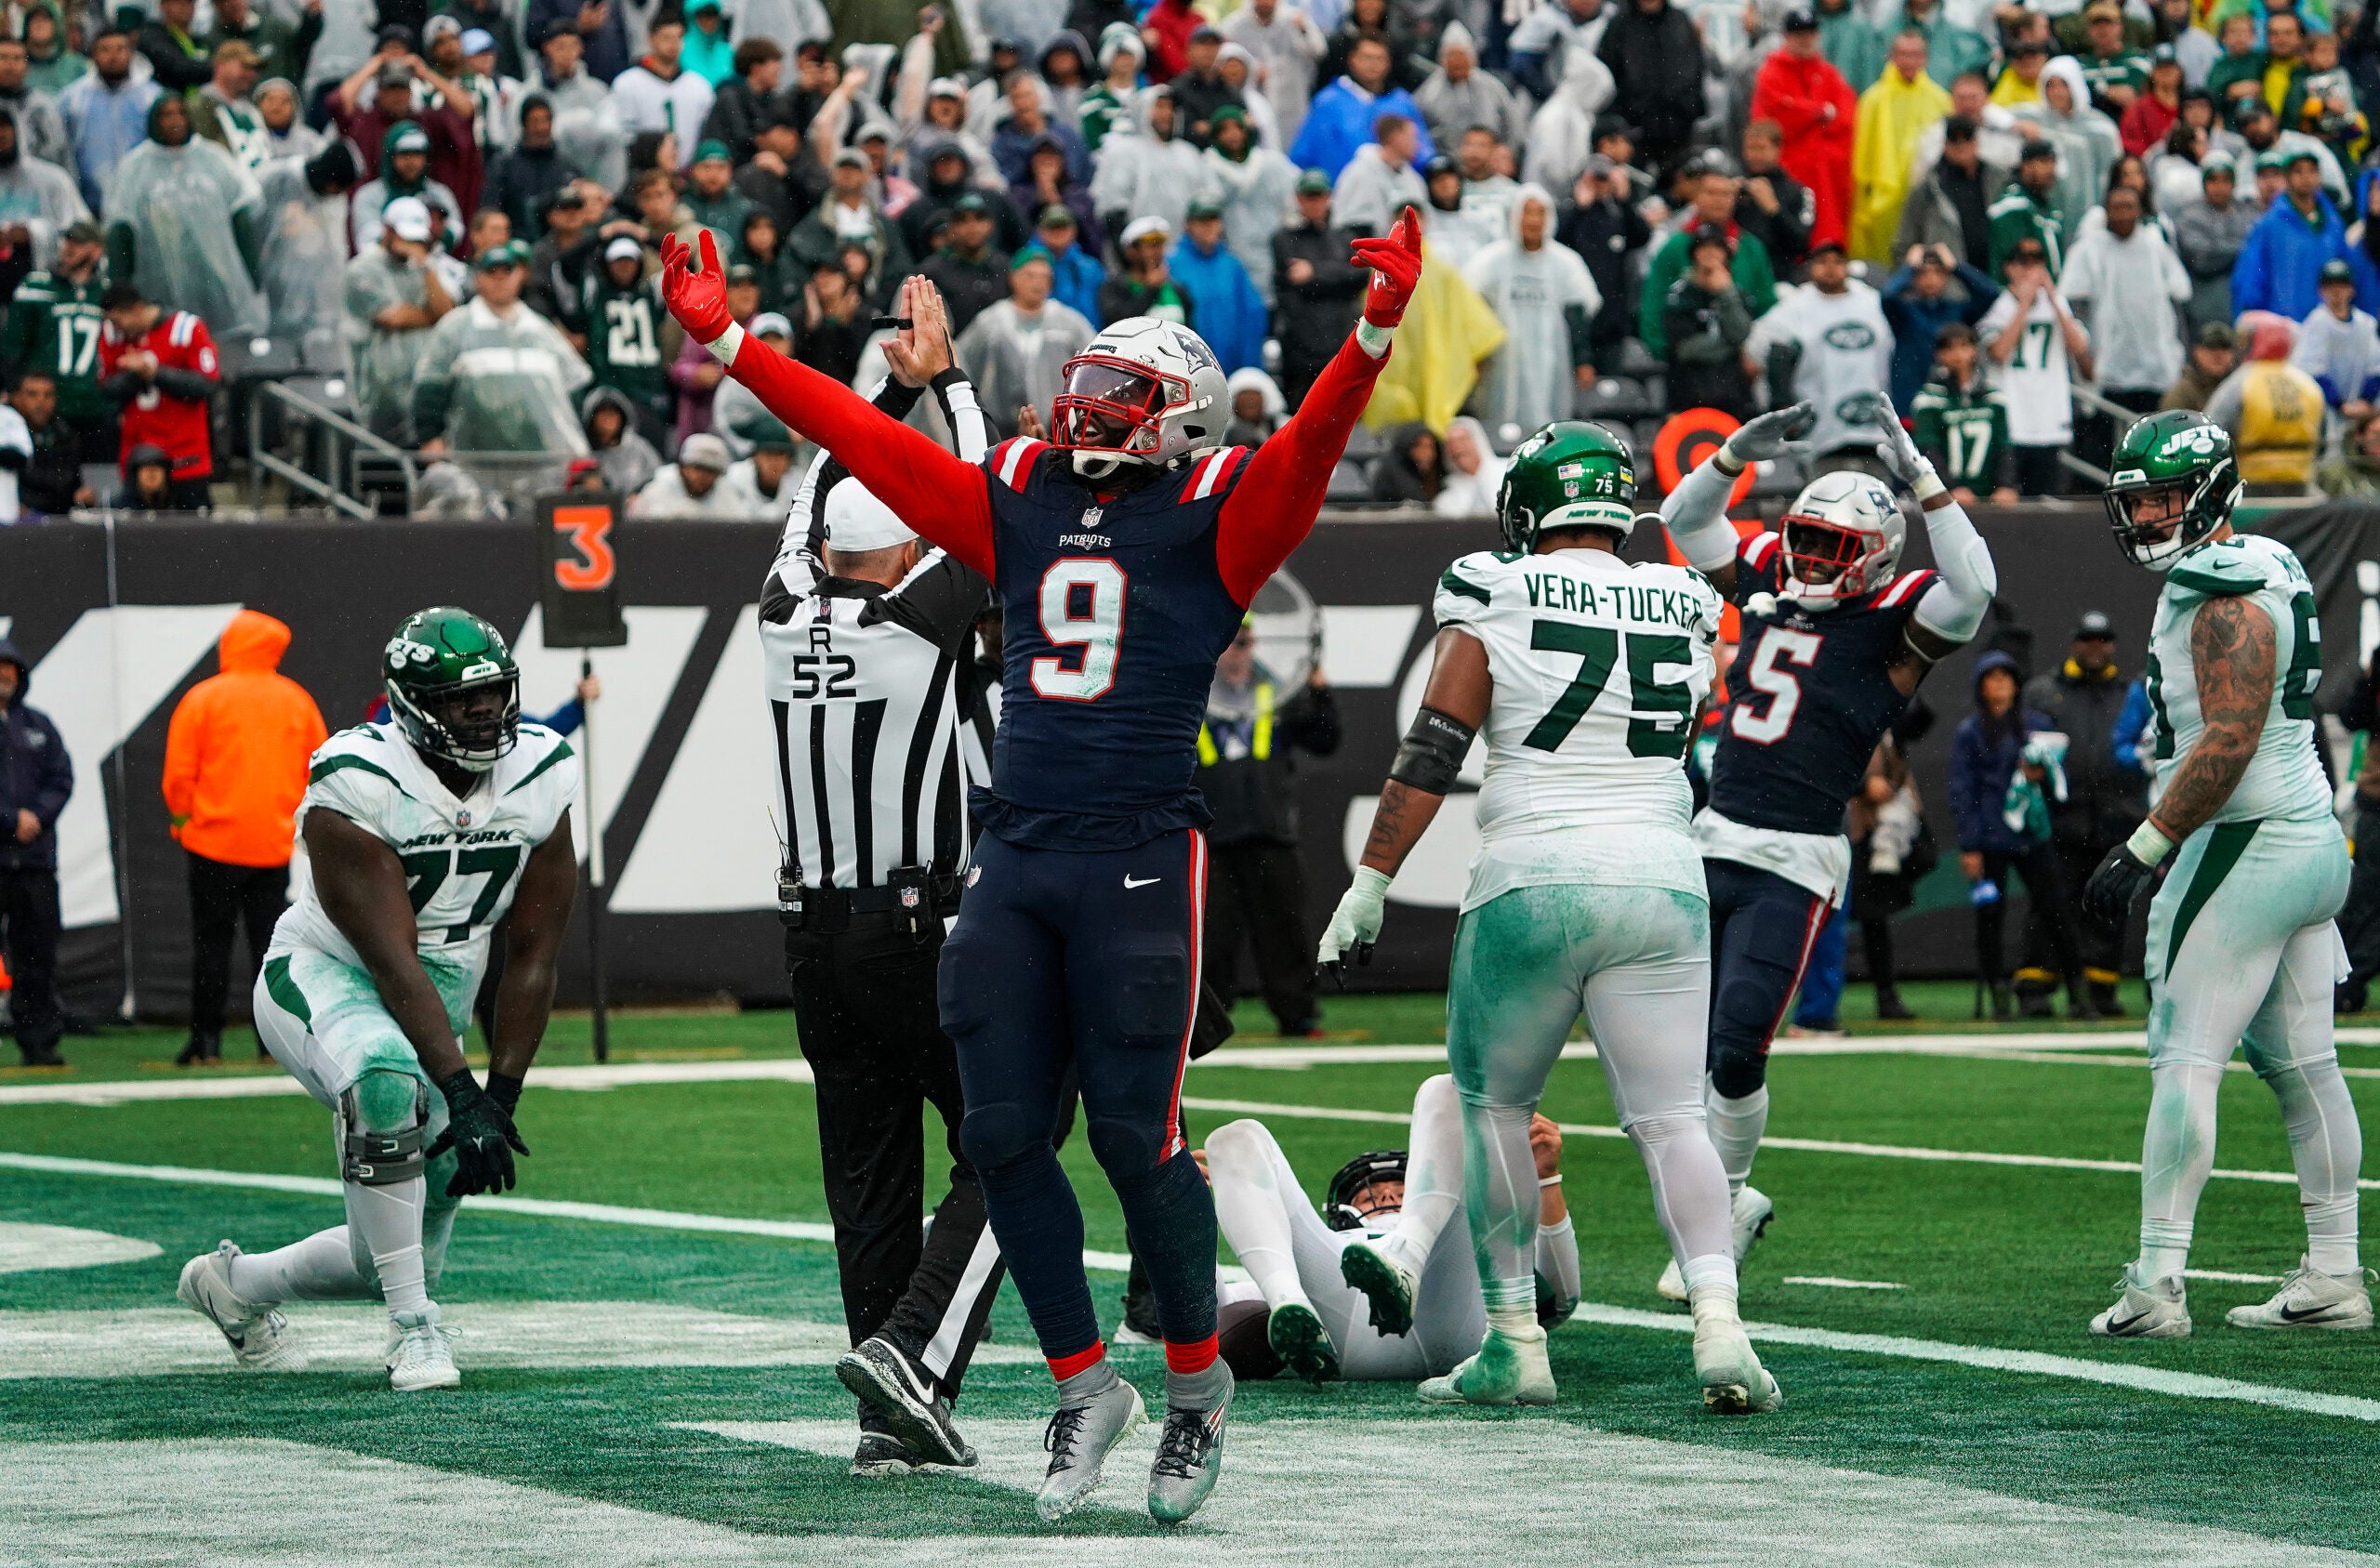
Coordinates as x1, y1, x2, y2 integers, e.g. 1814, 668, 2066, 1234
269, 720, 580, 1009
1434, 547, 1722, 912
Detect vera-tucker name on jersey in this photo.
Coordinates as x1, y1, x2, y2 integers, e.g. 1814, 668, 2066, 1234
1520, 571, 1708, 632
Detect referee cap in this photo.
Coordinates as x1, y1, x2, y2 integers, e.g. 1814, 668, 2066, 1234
825, 482, 918, 551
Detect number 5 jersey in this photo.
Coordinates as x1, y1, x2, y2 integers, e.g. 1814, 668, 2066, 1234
269, 721, 578, 1009
1432, 547, 1722, 913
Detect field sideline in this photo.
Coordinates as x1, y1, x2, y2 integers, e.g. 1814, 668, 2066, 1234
5, 983, 2380, 1564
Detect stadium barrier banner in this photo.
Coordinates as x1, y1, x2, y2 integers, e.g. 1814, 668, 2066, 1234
7, 504, 2374, 1021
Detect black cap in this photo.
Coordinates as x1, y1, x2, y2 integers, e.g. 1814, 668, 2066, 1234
1592, 114, 1638, 143
2196, 321, 2238, 349
2322, 257, 2357, 284
1424, 153, 1459, 179
2020, 138, 2057, 163
1807, 237, 1847, 257
2074, 610, 2115, 640
1783, 6, 1818, 27
1942, 112, 1977, 141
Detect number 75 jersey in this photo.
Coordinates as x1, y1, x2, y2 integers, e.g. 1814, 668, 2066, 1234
269, 721, 578, 988
2144, 534, 2330, 827
1435, 547, 1721, 848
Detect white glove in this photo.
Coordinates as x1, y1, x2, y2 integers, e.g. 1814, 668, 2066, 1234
1723, 401, 1817, 465
1316, 866, 1392, 976
1868, 392, 1942, 497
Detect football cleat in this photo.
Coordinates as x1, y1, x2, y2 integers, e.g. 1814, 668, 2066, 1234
2224, 1258, 2376, 1331
1265, 1300, 1340, 1384
1417, 1324, 1555, 1406
386, 1306, 461, 1391
1147, 1373, 1233, 1524
851, 1430, 916, 1478
177, 1241, 307, 1372
1694, 1317, 1782, 1414
835, 1336, 976, 1468
1659, 1186, 1774, 1303
1036, 1378, 1145, 1522
1339, 1238, 1419, 1337
1110, 1323, 1162, 1347
2089, 1268, 2191, 1339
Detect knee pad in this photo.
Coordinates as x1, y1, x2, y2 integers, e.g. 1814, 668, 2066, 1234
958, 1101, 1046, 1175
1709, 1040, 1767, 1101
337, 1073, 429, 1187
1621, 1111, 1701, 1149
1088, 1114, 1165, 1180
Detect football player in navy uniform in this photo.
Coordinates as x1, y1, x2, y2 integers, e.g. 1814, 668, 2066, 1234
655, 219, 1424, 1524
1654, 396, 2000, 1301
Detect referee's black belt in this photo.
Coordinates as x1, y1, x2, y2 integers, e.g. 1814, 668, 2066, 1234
781, 873, 964, 931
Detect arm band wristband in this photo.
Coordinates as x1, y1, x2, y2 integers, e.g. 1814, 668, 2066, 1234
1388, 705, 1474, 795
1911, 463, 1948, 504
2127, 820, 2175, 867
1537, 1173, 1563, 1189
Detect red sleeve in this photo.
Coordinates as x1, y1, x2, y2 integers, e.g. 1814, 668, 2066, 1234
1213, 332, 1389, 605
726, 332, 997, 578
184, 318, 219, 382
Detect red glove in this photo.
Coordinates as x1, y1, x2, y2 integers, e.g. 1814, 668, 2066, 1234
1353, 206, 1423, 329
658, 229, 735, 346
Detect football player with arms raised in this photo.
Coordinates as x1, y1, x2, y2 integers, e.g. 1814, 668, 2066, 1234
1654, 396, 1999, 1301
654, 217, 1423, 1522
2081, 412, 2369, 1337
176, 610, 577, 1391
1316, 424, 1781, 1414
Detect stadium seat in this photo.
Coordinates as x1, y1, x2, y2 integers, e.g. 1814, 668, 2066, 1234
1577, 376, 1651, 421
1325, 459, 1369, 501
1615, 337, 1662, 377
1342, 423, 1386, 461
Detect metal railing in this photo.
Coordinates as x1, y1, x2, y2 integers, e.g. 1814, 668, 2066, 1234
247, 379, 416, 520
2056, 386, 2151, 490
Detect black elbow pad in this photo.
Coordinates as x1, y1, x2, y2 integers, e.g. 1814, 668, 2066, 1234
1388, 705, 1475, 795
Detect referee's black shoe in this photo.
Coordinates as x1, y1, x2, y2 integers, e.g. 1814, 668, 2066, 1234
837, 1336, 976, 1469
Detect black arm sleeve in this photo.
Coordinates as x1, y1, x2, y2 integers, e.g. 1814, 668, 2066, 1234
0, 446, 29, 472
99, 370, 143, 405
152, 367, 218, 402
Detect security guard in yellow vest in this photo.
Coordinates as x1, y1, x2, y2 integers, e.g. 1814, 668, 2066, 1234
2207, 314, 2323, 493
1196, 617, 1341, 1037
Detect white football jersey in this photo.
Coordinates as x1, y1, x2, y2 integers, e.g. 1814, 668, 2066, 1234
1434, 547, 1721, 909
2144, 533, 2331, 828
270, 720, 580, 994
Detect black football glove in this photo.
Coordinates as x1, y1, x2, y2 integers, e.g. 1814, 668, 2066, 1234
429, 1069, 529, 1197
2082, 841, 2158, 927
485, 1071, 525, 1117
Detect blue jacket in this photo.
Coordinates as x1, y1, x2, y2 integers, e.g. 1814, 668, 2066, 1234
1169, 234, 1269, 374
2231, 191, 2354, 323
1949, 650, 2050, 853
1880, 262, 2000, 408
2344, 168, 2380, 314
1042, 240, 1108, 326
2111, 676, 2151, 777
1287, 79, 1435, 182
0, 640, 72, 873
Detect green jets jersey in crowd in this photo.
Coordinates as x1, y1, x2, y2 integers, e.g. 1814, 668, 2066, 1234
4, 269, 111, 422
1911, 375, 2012, 494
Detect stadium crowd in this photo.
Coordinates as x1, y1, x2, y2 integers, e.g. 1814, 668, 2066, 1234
0, 0, 2371, 514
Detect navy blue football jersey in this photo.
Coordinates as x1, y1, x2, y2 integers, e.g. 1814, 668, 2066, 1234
976, 438, 1252, 850
1707, 530, 1937, 837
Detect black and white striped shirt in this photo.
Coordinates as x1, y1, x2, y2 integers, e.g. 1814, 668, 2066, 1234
760, 372, 993, 890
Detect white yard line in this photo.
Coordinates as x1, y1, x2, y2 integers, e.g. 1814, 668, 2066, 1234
2184, 1269, 2287, 1285
1781, 1276, 1906, 1290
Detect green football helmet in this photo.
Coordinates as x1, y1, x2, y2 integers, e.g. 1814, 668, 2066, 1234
1495, 421, 1638, 553
383, 607, 521, 771
2103, 410, 2241, 572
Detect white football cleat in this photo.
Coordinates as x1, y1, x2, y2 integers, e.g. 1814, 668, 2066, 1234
2225, 1258, 2375, 1331
177, 1241, 307, 1371
387, 1306, 461, 1391
1659, 1187, 1774, 1303
2090, 1267, 2191, 1339
1417, 1324, 1555, 1406
1694, 1316, 1782, 1414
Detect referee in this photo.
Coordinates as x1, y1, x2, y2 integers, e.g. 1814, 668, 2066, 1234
761, 295, 1000, 1478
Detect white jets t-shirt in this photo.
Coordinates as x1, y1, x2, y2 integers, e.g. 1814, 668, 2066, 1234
1977, 289, 2088, 446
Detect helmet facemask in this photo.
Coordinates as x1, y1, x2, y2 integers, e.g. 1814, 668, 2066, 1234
2104, 464, 2233, 571
1054, 354, 1182, 482
1779, 513, 1888, 606
390, 670, 520, 771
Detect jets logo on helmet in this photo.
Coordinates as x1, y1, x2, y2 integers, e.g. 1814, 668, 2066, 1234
1496, 420, 1637, 553
2103, 410, 2241, 572
383, 607, 522, 772
1051, 316, 1231, 485
1778, 469, 1907, 608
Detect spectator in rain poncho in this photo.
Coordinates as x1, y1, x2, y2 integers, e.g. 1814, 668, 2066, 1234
2035, 56, 2122, 243
254, 79, 323, 162
1880, 0, 1990, 89
1329, 112, 1427, 239
1419, 153, 1500, 271
1414, 23, 1528, 152
0, 105, 87, 271
1223, 364, 1287, 445
1091, 87, 1206, 246
1212, 45, 1280, 152
23, 6, 86, 99
350, 120, 462, 256
1521, 36, 1614, 197
711, 312, 795, 458
1368, 421, 1444, 503
103, 93, 269, 340
257, 142, 357, 349
583, 383, 663, 491
56, 28, 157, 211
1218, 0, 1328, 151
412, 241, 591, 455
1851, 31, 1951, 264
1433, 415, 1506, 515
344, 196, 454, 446
956, 245, 1095, 437
1197, 105, 1297, 305
1461, 183, 1602, 434
530, 26, 628, 196
1171, 199, 1269, 373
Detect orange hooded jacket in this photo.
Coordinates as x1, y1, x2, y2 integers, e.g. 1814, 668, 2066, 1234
162, 611, 328, 868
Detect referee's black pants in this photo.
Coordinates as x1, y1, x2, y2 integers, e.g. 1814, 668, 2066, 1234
788, 916, 1004, 1400
1203, 838, 1317, 1035
186, 851, 286, 1043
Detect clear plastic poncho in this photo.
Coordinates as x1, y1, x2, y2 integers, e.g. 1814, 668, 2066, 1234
417, 296, 591, 455
104, 132, 268, 340
255, 155, 346, 351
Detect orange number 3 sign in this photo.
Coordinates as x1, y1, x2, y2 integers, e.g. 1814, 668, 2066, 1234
552, 505, 616, 591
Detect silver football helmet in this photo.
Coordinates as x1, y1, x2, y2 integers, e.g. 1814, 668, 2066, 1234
1778, 469, 1907, 608
1051, 316, 1230, 483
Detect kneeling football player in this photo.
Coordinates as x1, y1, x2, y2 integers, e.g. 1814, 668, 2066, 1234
177, 609, 578, 1390
1204, 1074, 1579, 1385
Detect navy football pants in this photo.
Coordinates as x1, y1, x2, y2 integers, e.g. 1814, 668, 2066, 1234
939, 827, 1218, 1364
1705, 858, 1833, 1100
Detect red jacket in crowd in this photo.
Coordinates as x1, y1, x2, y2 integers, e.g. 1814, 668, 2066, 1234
99, 309, 219, 481
1751, 47, 1857, 251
